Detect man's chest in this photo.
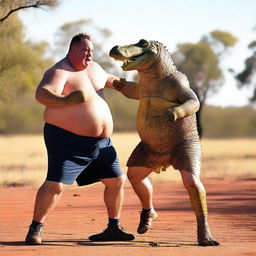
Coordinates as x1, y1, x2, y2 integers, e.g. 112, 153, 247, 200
63, 72, 106, 94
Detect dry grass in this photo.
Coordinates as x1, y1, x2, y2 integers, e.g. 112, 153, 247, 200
113, 134, 256, 183
0, 135, 47, 186
0, 133, 255, 186
201, 139, 256, 179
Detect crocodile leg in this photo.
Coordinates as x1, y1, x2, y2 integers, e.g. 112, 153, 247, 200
181, 171, 220, 246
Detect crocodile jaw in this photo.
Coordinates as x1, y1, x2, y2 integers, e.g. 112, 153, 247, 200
109, 43, 157, 71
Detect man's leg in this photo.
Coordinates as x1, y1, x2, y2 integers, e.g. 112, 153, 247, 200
25, 180, 66, 245
180, 170, 219, 246
88, 175, 135, 241
127, 166, 158, 234
101, 175, 126, 219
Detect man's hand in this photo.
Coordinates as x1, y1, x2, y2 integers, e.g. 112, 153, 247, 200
64, 90, 86, 104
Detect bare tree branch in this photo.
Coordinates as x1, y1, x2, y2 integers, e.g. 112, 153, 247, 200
0, 0, 59, 23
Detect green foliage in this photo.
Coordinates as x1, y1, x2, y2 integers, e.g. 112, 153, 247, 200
236, 33, 256, 103
202, 105, 256, 138
175, 40, 224, 103
0, 89, 138, 134
0, 95, 44, 134
248, 40, 256, 49
0, 13, 53, 102
0, 0, 59, 22
210, 30, 238, 48
1, 90, 256, 138
174, 30, 237, 137
0, 10, 252, 139
105, 89, 138, 131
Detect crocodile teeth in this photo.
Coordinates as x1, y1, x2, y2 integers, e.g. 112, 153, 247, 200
123, 58, 132, 65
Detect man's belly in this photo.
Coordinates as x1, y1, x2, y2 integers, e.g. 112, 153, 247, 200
44, 98, 113, 137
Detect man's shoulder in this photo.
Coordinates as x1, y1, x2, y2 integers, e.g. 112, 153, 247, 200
52, 58, 70, 70
89, 61, 103, 69
43, 60, 69, 80
88, 61, 108, 75
48, 59, 71, 72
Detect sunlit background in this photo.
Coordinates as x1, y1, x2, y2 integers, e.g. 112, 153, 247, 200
19, 0, 256, 107
0, 0, 255, 186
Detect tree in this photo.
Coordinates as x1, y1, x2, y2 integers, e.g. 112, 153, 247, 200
0, 0, 59, 22
236, 37, 256, 103
0, 13, 53, 101
0, 0, 59, 101
173, 30, 238, 137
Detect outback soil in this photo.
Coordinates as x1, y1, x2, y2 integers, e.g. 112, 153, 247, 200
0, 178, 255, 256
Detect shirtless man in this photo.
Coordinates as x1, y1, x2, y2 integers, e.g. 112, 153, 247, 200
25, 33, 135, 245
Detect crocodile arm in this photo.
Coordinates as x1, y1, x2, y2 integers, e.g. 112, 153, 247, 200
170, 76, 200, 120
113, 78, 140, 100
172, 96, 200, 120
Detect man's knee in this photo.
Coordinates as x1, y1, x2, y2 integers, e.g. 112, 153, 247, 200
102, 175, 126, 190
115, 175, 126, 188
40, 180, 65, 195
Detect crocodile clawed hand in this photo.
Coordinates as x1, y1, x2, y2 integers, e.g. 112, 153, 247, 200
198, 237, 220, 246
113, 79, 125, 90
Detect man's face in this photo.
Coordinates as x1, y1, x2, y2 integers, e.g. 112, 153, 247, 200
72, 39, 94, 68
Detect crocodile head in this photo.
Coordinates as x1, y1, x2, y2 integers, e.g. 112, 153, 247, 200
109, 39, 158, 71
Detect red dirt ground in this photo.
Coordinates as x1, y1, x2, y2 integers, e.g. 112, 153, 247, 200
0, 178, 256, 256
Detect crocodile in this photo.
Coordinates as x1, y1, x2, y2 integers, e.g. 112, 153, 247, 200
109, 39, 219, 246
109, 39, 201, 175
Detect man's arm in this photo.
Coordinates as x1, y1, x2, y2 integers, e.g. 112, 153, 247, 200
106, 74, 140, 100
36, 68, 86, 107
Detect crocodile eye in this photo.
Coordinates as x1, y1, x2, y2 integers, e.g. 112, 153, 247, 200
138, 39, 149, 47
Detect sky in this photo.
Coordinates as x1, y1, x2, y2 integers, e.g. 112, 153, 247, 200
19, 0, 256, 107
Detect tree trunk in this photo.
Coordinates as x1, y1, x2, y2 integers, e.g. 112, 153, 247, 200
193, 89, 204, 138
196, 104, 203, 138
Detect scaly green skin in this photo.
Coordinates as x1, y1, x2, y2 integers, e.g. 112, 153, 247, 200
110, 39, 201, 174
110, 39, 219, 246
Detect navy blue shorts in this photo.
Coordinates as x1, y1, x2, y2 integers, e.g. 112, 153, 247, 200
44, 123, 123, 186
